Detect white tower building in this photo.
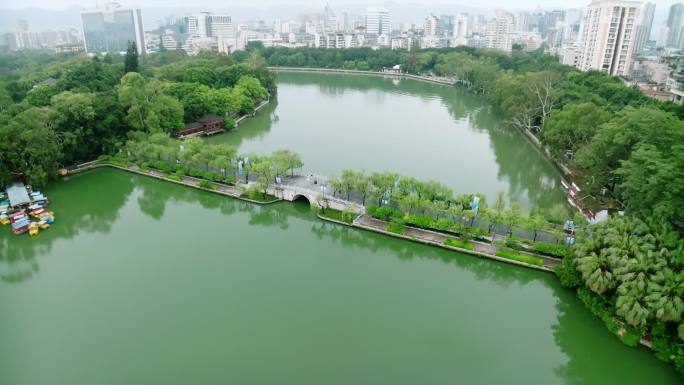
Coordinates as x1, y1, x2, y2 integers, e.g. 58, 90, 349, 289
576, 0, 642, 76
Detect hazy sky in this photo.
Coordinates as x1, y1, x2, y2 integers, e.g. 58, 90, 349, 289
1, 0, 679, 11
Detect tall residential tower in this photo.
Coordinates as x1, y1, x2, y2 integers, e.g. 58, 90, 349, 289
576, 0, 642, 76
81, 3, 145, 54
365, 6, 391, 35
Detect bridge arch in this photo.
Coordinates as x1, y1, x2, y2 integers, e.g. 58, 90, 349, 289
292, 194, 313, 206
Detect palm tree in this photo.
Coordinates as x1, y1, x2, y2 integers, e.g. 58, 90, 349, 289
616, 289, 650, 328
646, 268, 684, 323
576, 249, 617, 294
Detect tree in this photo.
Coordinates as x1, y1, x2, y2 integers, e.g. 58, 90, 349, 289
369, 171, 398, 205
119, 73, 184, 132
616, 143, 684, 229
209, 144, 236, 177
526, 70, 562, 130
25, 83, 58, 107
543, 103, 611, 158
49, 91, 96, 163
524, 207, 548, 242
340, 169, 358, 200
272, 149, 303, 177
0, 108, 62, 187
503, 203, 523, 236
252, 158, 276, 197
491, 190, 506, 237
152, 94, 184, 133
235, 75, 268, 104
354, 173, 371, 206
574, 106, 682, 194
124, 41, 139, 73
118, 72, 153, 131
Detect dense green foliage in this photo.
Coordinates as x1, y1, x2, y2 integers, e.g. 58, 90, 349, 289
556, 216, 684, 374
533, 242, 572, 259
335, 168, 575, 246
0, 50, 272, 188
120, 132, 302, 201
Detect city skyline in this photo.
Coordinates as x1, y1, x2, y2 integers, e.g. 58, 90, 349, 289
2, 0, 660, 11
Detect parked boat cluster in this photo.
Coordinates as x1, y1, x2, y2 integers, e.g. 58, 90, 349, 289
0, 185, 55, 236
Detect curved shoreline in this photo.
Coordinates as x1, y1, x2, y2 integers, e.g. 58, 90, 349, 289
269, 66, 456, 86
270, 66, 585, 216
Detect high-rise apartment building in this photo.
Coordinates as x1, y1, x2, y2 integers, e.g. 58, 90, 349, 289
454, 13, 469, 38
485, 10, 514, 52
666, 3, 684, 48
634, 2, 655, 53
204, 13, 233, 38
576, 0, 642, 76
365, 6, 390, 35
424, 14, 439, 37
438, 15, 455, 36
81, 3, 145, 54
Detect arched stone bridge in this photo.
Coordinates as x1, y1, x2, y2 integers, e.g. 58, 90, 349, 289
265, 174, 363, 213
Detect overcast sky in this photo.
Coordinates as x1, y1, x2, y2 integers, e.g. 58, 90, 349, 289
1, 0, 679, 11
0, 0, 676, 34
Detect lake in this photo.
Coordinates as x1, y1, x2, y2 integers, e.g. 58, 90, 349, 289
208, 71, 567, 210
0, 168, 678, 385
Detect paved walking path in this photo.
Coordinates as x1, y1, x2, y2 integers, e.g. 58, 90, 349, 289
354, 214, 559, 272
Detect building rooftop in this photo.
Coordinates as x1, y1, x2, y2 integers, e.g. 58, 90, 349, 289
6, 183, 31, 208
198, 114, 224, 123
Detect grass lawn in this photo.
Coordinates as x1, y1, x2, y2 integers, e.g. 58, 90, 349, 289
242, 191, 279, 202
444, 238, 474, 250
495, 249, 544, 266
319, 208, 354, 224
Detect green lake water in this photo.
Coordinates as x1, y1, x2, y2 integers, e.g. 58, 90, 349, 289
208, 71, 567, 210
0, 168, 679, 385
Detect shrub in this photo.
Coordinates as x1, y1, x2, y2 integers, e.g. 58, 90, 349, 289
576, 286, 613, 322
495, 249, 544, 266
224, 116, 236, 130
467, 226, 488, 238
404, 214, 435, 230
554, 257, 582, 288
388, 217, 405, 235
367, 206, 395, 221
434, 218, 453, 231
222, 175, 237, 185
533, 242, 571, 258
450, 222, 466, 235
444, 238, 474, 250
167, 173, 182, 181
620, 326, 642, 347
150, 160, 178, 173
505, 237, 526, 251
197, 180, 216, 190
320, 208, 354, 224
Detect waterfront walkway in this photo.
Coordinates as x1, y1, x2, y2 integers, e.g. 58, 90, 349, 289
68, 161, 561, 272
269, 66, 458, 86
